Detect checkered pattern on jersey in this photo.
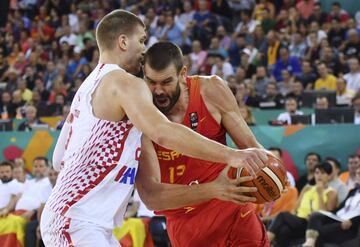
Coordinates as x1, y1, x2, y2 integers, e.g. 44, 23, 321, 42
48, 119, 133, 215
46, 213, 74, 247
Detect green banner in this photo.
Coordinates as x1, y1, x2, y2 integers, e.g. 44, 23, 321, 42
1, 125, 359, 178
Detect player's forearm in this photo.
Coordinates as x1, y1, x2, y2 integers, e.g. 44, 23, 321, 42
154, 122, 233, 164
138, 182, 217, 211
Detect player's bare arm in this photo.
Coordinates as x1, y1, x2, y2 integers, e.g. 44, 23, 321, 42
201, 75, 263, 149
94, 70, 267, 176
135, 135, 258, 210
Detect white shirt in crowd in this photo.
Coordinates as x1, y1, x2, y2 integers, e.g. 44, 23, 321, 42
336, 190, 360, 220
355, 112, 360, 125
343, 72, 360, 93
277, 111, 304, 124
211, 62, 234, 80
15, 177, 52, 211
0, 179, 24, 209
59, 33, 77, 46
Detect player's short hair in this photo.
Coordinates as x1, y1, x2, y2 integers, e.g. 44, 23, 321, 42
144, 41, 184, 74
33, 156, 49, 167
0, 161, 14, 170
96, 10, 145, 50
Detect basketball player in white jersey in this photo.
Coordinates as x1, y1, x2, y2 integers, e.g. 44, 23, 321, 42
40, 10, 269, 247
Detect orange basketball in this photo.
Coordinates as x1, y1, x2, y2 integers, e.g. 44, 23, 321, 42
231, 156, 287, 204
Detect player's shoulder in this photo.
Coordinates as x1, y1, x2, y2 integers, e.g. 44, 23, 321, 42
198, 75, 230, 100
103, 69, 146, 92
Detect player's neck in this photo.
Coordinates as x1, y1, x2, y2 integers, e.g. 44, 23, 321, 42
98, 50, 124, 68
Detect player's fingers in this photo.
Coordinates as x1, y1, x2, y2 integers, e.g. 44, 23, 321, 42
234, 186, 257, 193
255, 149, 268, 165
244, 163, 256, 178
231, 194, 257, 203
229, 175, 253, 185
250, 155, 265, 170
248, 159, 261, 176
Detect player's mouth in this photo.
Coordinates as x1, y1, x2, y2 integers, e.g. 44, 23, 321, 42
155, 97, 169, 106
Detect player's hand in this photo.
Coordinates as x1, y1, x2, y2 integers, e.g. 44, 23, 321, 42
227, 148, 268, 178
341, 220, 352, 230
210, 165, 257, 204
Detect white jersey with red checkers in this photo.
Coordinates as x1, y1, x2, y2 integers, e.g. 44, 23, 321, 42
45, 64, 142, 229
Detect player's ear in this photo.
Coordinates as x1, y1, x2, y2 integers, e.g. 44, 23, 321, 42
180, 66, 187, 78
117, 34, 128, 51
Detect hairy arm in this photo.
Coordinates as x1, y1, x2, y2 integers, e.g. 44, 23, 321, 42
135, 135, 256, 210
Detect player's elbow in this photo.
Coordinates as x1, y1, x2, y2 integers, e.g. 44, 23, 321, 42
148, 123, 173, 147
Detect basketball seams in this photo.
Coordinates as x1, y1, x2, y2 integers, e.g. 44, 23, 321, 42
262, 167, 284, 193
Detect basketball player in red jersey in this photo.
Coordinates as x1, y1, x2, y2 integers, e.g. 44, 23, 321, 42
139, 41, 270, 247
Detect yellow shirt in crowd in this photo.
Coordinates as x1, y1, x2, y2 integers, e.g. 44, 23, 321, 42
314, 75, 337, 91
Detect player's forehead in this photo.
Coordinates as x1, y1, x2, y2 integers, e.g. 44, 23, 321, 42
144, 63, 178, 82
132, 25, 147, 38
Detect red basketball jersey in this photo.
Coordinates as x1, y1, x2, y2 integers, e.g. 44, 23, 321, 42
154, 76, 227, 218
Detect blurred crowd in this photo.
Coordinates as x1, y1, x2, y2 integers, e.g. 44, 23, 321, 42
0, 0, 360, 129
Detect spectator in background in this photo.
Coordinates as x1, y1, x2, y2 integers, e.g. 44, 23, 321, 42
278, 70, 294, 96
272, 47, 301, 82
343, 57, 360, 93
26, 166, 58, 247
297, 60, 317, 90
252, 65, 271, 97
12, 90, 26, 118
216, 25, 231, 51
210, 53, 234, 79
161, 12, 188, 47
56, 105, 70, 130
342, 29, 360, 59
13, 166, 26, 184
229, 33, 247, 67
267, 162, 338, 247
307, 3, 327, 26
259, 30, 281, 68
241, 48, 256, 79
17, 105, 49, 131
339, 154, 360, 191
336, 77, 354, 105
315, 96, 329, 110
259, 82, 284, 109
1, 91, 16, 119
289, 33, 307, 59
321, 46, 342, 76
209, 36, 228, 59
325, 157, 348, 204
34, 78, 50, 102
0, 161, 23, 217
277, 95, 303, 124
296, 0, 315, 21
238, 105, 256, 126
290, 81, 304, 105
302, 167, 360, 247
236, 82, 259, 107
314, 62, 337, 91
235, 9, 257, 33
297, 152, 322, 192
30, 89, 49, 117
352, 94, 360, 124
189, 40, 207, 75
328, 17, 346, 48
178, 1, 195, 29
268, 147, 296, 187
327, 2, 350, 24
17, 78, 32, 103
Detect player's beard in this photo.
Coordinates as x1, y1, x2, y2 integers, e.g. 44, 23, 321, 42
153, 81, 181, 114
